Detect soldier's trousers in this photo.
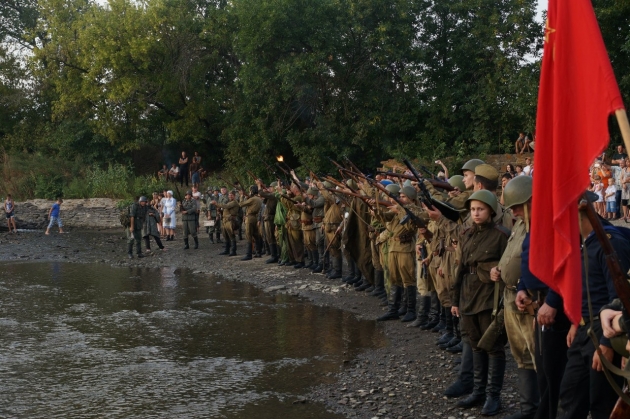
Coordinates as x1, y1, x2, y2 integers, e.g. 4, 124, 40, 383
380, 241, 390, 293
416, 260, 429, 295
370, 242, 383, 271
264, 220, 276, 245
315, 223, 324, 259
427, 256, 440, 293
244, 216, 261, 243
504, 306, 536, 369
325, 228, 341, 257
277, 225, 289, 261
461, 309, 507, 357
183, 219, 197, 238
127, 228, 142, 253
222, 220, 236, 243
435, 272, 453, 308
388, 250, 415, 287
303, 229, 316, 251
287, 227, 303, 262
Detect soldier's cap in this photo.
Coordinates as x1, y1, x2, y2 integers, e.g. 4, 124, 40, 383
380, 179, 393, 186
185, 190, 192, 195
401, 185, 417, 200
306, 187, 319, 195
138, 196, 148, 202
474, 164, 499, 182
270, 181, 278, 187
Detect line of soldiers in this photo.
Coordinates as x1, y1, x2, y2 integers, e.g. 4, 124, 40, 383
141, 157, 630, 419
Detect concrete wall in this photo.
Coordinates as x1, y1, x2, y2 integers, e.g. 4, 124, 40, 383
8, 198, 122, 231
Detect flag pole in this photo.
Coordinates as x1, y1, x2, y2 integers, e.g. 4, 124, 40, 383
614, 109, 630, 154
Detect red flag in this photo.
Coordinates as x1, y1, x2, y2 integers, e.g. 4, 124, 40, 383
530, 0, 624, 325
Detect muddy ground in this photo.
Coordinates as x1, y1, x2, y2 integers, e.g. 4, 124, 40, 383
0, 229, 522, 419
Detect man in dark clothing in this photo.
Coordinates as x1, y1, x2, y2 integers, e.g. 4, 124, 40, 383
128, 196, 148, 259
179, 151, 189, 187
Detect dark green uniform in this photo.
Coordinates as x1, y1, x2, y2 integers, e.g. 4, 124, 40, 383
127, 202, 147, 257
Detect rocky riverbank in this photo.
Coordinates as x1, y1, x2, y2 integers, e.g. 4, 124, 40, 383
0, 229, 521, 419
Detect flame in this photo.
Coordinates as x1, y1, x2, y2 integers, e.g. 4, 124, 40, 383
276, 155, 284, 162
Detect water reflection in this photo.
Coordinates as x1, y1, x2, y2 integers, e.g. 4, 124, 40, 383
0, 262, 386, 418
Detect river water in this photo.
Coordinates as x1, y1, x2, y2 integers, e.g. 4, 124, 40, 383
0, 262, 387, 418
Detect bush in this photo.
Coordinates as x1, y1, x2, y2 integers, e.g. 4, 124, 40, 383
87, 163, 133, 198
34, 174, 64, 199
64, 178, 91, 199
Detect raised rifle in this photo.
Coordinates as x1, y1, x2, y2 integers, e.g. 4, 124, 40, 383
323, 187, 392, 208
376, 170, 455, 192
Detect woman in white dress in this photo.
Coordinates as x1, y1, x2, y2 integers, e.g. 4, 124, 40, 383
162, 190, 177, 241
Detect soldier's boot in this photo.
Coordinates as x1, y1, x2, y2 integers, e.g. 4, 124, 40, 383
323, 252, 330, 275
409, 295, 431, 328
421, 293, 441, 330
397, 288, 408, 316
183, 239, 190, 250
209, 233, 214, 244
437, 310, 455, 345
327, 255, 343, 279
293, 259, 304, 268
239, 229, 243, 240
217, 232, 222, 243
264, 240, 270, 256
241, 243, 253, 261
370, 270, 386, 297
254, 238, 263, 258
144, 237, 151, 251
481, 355, 505, 416
440, 315, 461, 349
193, 237, 199, 249
312, 251, 322, 273
127, 243, 134, 259
432, 306, 447, 333
504, 369, 538, 419
265, 244, 279, 264
219, 240, 230, 255
456, 350, 488, 408
342, 259, 356, 283
229, 241, 237, 257
400, 286, 417, 322
356, 277, 371, 292
376, 285, 402, 321
444, 341, 474, 397
310, 251, 320, 272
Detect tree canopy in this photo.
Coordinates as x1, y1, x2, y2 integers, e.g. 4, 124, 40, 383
0, 0, 625, 177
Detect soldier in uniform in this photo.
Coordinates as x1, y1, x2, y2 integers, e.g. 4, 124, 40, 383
304, 187, 325, 272
319, 182, 344, 279
257, 180, 279, 264
238, 185, 263, 260
127, 196, 148, 259
212, 190, 239, 256
375, 185, 421, 322
280, 184, 305, 268
204, 188, 221, 243
452, 190, 509, 416
180, 190, 199, 249
489, 175, 539, 419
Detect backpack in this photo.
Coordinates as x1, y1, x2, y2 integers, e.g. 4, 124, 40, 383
119, 204, 133, 227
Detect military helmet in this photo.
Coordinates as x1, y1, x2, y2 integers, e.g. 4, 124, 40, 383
346, 179, 357, 190
448, 175, 466, 191
385, 184, 401, 195
185, 190, 192, 196
306, 187, 319, 195
401, 185, 418, 200
249, 185, 258, 195
323, 181, 333, 189
139, 196, 148, 202
270, 181, 278, 187
466, 190, 497, 215
503, 176, 533, 209
461, 159, 485, 174
403, 179, 413, 187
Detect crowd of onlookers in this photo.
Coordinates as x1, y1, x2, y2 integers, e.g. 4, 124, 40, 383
588, 144, 630, 221
157, 151, 207, 187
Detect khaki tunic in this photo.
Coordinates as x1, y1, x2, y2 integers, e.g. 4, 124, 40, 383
215, 200, 239, 240
381, 208, 417, 288
239, 195, 263, 242
321, 189, 343, 257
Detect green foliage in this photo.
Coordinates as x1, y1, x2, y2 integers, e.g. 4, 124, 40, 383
64, 178, 91, 199
86, 163, 132, 199
34, 174, 64, 199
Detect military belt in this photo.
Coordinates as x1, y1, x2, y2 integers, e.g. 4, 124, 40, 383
579, 315, 599, 327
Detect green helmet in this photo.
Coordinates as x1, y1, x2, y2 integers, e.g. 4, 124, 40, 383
503, 176, 533, 209
346, 179, 357, 190
448, 175, 466, 191
270, 181, 278, 187
323, 181, 333, 189
461, 159, 485, 174
385, 184, 401, 195
401, 186, 417, 200
403, 179, 413, 187
466, 189, 497, 215
306, 187, 319, 195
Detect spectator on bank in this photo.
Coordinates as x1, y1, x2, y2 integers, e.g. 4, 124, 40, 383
605, 178, 617, 219
158, 164, 168, 181
191, 167, 201, 187
610, 158, 626, 219
499, 173, 513, 206
592, 175, 605, 216
4, 194, 17, 233
523, 157, 532, 176
45, 197, 64, 235
505, 164, 516, 177
168, 163, 179, 182
621, 157, 630, 222
515, 132, 531, 154
611, 144, 627, 166
179, 151, 189, 187
515, 165, 524, 176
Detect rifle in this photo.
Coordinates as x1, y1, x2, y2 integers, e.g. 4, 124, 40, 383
324, 187, 392, 208
376, 170, 455, 192
580, 195, 630, 411
279, 193, 302, 206
246, 170, 265, 188
276, 158, 307, 193
420, 165, 437, 179
369, 180, 433, 240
